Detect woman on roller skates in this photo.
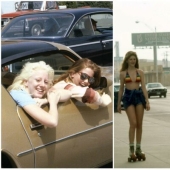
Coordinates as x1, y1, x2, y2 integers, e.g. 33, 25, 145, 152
117, 51, 150, 162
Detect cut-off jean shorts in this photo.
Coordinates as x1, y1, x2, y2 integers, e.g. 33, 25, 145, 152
122, 88, 146, 110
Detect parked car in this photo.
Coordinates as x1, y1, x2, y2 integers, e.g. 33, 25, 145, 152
1, 8, 113, 66
1, 1, 59, 27
146, 82, 167, 98
1, 40, 113, 168
114, 83, 124, 112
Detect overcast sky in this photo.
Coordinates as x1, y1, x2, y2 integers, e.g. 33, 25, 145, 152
114, 0, 170, 60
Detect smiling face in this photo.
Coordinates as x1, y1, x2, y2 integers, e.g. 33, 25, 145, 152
24, 70, 49, 98
71, 67, 94, 87
127, 55, 137, 67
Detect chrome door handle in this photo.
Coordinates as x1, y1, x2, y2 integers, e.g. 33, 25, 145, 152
30, 122, 44, 130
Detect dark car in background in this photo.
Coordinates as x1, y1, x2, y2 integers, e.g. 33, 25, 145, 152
1, 8, 113, 66
114, 83, 124, 112
146, 82, 167, 98
1, 40, 113, 168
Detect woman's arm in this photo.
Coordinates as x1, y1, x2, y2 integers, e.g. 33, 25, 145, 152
33, 89, 72, 106
117, 72, 125, 113
139, 70, 150, 111
54, 82, 111, 107
23, 89, 60, 128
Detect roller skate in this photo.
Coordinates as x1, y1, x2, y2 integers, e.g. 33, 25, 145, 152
128, 145, 136, 162
135, 146, 146, 161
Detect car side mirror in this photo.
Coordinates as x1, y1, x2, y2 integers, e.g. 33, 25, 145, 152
99, 77, 107, 88
90, 77, 107, 89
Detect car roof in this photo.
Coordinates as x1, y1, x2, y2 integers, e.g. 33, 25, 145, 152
1, 40, 81, 65
1, 40, 58, 63
12, 7, 112, 18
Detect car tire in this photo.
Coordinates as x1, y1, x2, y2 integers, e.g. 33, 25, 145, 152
164, 94, 166, 98
31, 24, 42, 36
159, 95, 161, 98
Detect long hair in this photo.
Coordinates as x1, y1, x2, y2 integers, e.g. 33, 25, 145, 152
8, 61, 54, 92
120, 51, 139, 71
54, 58, 101, 87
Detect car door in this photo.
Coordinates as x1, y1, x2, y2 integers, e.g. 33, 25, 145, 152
2, 49, 113, 168
1, 84, 35, 168
67, 13, 113, 66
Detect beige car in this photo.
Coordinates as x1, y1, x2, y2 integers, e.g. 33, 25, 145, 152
1, 40, 113, 168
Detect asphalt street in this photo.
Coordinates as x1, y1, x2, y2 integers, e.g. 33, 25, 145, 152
114, 86, 170, 168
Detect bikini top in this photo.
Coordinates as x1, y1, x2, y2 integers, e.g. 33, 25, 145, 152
125, 70, 141, 83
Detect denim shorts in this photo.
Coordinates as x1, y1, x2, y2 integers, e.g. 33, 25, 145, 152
122, 88, 146, 110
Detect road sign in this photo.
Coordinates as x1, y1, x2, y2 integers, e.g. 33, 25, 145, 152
132, 32, 170, 46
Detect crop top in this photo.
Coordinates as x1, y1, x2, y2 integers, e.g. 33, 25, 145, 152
125, 70, 141, 83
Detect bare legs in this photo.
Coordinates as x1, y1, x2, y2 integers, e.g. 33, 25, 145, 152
126, 104, 145, 161
126, 104, 144, 144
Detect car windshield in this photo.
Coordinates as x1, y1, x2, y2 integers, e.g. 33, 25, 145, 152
2, 13, 74, 37
148, 83, 162, 88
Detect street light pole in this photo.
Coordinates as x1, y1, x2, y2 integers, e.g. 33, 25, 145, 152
154, 27, 158, 82
135, 21, 158, 82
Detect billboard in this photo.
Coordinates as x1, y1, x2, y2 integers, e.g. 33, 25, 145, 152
132, 32, 170, 46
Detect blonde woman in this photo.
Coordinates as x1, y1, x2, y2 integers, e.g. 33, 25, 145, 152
117, 51, 150, 162
8, 61, 71, 128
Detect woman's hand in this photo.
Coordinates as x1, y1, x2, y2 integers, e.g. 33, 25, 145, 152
117, 103, 122, 114
47, 89, 60, 105
100, 92, 112, 107
145, 103, 150, 111
33, 98, 48, 107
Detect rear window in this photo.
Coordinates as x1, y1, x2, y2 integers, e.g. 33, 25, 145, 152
148, 83, 162, 88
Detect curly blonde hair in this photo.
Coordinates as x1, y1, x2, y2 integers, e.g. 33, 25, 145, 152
8, 61, 54, 91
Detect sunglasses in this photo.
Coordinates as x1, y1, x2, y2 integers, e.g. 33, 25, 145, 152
79, 72, 95, 84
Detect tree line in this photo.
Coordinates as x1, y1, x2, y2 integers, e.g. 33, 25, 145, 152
57, 1, 113, 9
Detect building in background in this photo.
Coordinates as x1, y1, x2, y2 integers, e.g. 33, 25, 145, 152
114, 41, 170, 86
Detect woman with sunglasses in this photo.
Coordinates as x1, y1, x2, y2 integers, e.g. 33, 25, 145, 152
53, 58, 111, 106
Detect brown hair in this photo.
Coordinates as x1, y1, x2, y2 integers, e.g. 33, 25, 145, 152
120, 51, 139, 71
54, 58, 101, 87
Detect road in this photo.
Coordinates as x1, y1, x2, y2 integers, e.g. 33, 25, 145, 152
114, 87, 170, 168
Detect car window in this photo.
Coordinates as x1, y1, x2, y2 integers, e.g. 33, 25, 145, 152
3, 19, 26, 37
69, 13, 112, 38
91, 13, 113, 33
114, 85, 120, 91
148, 84, 162, 88
18, 1, 43, 10
2, 13, 74, 38
2, 52, 73, 88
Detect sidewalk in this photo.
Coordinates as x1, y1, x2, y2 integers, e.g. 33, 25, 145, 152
114, 111, 170, 168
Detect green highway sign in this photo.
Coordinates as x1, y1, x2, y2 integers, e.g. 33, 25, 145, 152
132, 32, 170, 46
